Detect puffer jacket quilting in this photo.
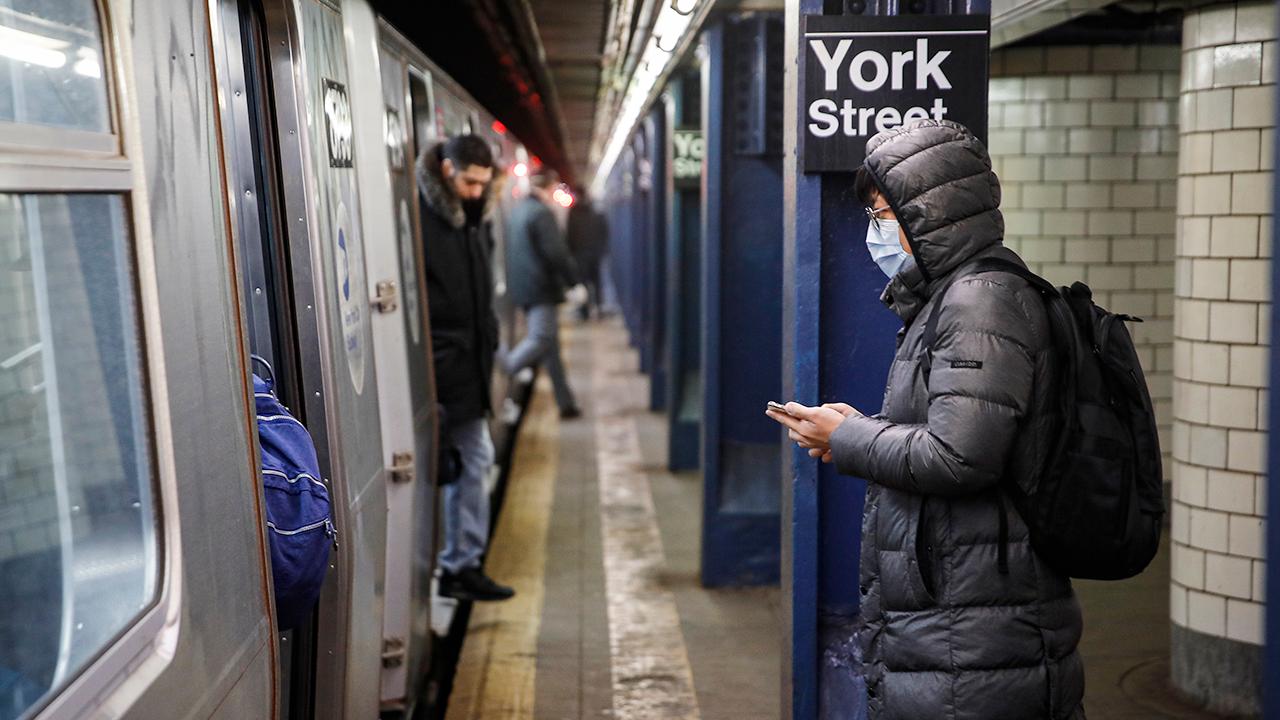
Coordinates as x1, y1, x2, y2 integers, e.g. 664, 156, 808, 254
829, 120, 1086, 720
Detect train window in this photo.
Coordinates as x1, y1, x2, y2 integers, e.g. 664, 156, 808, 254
0, 193, 157, 720
0, 1, 112, 134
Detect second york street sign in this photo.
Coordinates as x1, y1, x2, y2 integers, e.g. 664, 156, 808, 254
802, 14, 990, 172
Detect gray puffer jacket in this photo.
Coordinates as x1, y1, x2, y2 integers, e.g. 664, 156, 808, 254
829, 120, 1085, 720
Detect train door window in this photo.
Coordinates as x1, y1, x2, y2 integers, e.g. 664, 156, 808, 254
406, 68, 435, 165
0, 1, 111, 134
0, 194, 157, 717
0, 2, 161, 719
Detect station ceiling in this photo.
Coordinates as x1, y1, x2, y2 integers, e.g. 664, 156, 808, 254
375, 0, 611, 188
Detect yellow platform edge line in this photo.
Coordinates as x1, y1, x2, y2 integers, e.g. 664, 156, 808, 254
446, 377, 560, 720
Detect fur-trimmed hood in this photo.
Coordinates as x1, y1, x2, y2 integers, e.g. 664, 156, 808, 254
416, 141, 498, 230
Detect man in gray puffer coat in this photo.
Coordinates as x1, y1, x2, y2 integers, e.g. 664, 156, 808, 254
769, 120, 1085, 720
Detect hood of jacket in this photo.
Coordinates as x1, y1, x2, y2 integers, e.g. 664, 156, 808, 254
863, 119, 1004, 287
416, 141, 497, 230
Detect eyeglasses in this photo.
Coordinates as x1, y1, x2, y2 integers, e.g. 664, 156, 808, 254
865, 204, 892, 229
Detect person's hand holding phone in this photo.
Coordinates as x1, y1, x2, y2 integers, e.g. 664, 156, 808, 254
765, 401, 861, 463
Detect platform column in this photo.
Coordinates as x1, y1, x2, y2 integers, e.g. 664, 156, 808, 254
699, 12, 786, 587
781, 2, 990, 717
665, 67, 704, 472
1173, 2, 1275, 714
644, 107, 670, 411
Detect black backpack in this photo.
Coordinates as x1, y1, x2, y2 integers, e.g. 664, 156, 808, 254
923, 257, 1164, 581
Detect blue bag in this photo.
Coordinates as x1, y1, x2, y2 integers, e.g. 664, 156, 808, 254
253, 370, 335, 630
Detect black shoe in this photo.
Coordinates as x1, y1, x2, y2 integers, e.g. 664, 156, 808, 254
560, 406, 582, 420
439, 568, 515, 602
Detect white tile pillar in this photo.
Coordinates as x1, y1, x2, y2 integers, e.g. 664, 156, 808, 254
988, 43, 1180, 490
1171, 1, 1274, 714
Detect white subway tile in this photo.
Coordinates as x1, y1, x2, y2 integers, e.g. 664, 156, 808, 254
1187, 47, 1216, 90
1227, 429, 1266, 473
1115, 128, 1165, 154
1196, 88, 1236, 131
1229, 258, 1270, 302
1173, 501, 1192, 544
1138, 100, 1178, 127
1205, 551, 1254, 598
1142, 45, 1184, 72
1190, 341, 1231, 383
1190, 507, 1231, 552
1040, 209, 1088, 234
1187, 590, 1227, 636
1206, 468, 1258, 513
1236, 4, 1275, 43
989, 77, 1026, 102
1135, 210, 1175, 234
1229, 515, 1265, 559
1002, 156, 1043, 182
1199, 4, 1239, 47
1112, 182, 1159, 208
1003, 47, 1046, 75
1024, 76, 1067, 100
1064, 238, 1111, 263
1090, 155, 1136, 181
1043, 101, 1090, 127
1111, 238, 1157, 263
1173, 541, 1207, 588
1253, 559, 1266, 601
1211, 129, 1262, 172
1212, 43, 1264, 88
1093, 46, 1139, 72
1207, 300, 1258, 344
1181, 217, 1212, 256
1209, 216, 1259, 258
1115, 73, 1163, 99
1045, 46, 1091, 73
1021, 182, 1065, 209
1181, 133, 1214, 175
1230, 172, 1272, 214
1192, 174, 1232, 216
1209, 386, 1259, 430
1068, 127, 1115, 154
1189, 423, 1230, 469
1024, 128, 1068, 154
1091, 100, 1139, 127
1226, 598, 1264, 644
1230, 344, 1270, 388
1232, 85, 1275, 128
1191, 258, 1231, 299
1067, 74, 1115, 100
1042, 157, 1088, 182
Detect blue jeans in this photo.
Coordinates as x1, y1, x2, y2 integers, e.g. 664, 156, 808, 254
438, 417, 494, 574
505, 303, 577, 410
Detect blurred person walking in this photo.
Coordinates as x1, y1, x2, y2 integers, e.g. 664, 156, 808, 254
566, 196, 609, 321
502, 167, 584, 419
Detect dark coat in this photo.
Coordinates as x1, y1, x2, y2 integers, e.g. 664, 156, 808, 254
505, 194, 578, 308
566, 202, 609, 269
829, 120, 1085, 720
417, 143, 499, 424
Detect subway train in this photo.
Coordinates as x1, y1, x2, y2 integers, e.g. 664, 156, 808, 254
0, 0, 531, 718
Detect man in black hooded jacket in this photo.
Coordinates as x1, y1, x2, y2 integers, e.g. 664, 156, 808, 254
418, 134, 513, 602
769, 120, 1085, 720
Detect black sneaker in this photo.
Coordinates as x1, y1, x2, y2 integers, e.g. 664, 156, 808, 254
439, 568, 515, 602
560, 406, 582, 420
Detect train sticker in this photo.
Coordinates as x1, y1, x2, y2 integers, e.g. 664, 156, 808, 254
335, 200, 367, 393
398, 199, 421, 345
324, 79, 354, 168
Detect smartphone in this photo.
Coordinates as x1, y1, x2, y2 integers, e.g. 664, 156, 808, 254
767, 401, 790, 414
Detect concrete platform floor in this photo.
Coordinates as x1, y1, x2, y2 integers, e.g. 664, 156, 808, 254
445, 317, 1231, 720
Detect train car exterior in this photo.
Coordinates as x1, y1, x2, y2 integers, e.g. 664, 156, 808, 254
1, 0, 529, 718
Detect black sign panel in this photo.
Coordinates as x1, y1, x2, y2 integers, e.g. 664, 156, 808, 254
323, 79, 354, 168
802, 14, 990, 173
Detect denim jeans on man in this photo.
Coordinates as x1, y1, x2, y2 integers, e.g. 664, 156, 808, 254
438, 417, 495, 574
504, 303, 577, 410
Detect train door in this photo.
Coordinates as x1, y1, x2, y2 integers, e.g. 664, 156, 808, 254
211, 0, 388, 717
343, 10, 443, 713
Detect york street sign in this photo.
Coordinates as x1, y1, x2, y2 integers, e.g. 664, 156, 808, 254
801, 14, 990, 173
673, 129, 703, 188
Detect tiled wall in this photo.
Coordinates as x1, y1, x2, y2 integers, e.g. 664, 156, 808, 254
988, 44, 1181, 485
1170, 1, 1274, 713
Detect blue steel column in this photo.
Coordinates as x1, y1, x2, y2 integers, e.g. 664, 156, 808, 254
645, 108, 670, 411
700, 14, 785, 587
781, 2, 990, 718
1265, 5, 1280, 712
666, 69, 704, 472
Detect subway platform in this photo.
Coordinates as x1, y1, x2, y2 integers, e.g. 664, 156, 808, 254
441, 317, 1226, 720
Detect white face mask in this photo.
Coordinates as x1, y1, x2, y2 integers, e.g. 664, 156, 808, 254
865, 217, 909, 278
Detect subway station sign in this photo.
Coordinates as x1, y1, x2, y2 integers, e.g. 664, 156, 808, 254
802, 14, 990, 172
673, 129, 703, 188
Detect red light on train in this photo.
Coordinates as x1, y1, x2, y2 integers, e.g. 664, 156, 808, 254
513, 162, 528, 177
491, 120, 507, 135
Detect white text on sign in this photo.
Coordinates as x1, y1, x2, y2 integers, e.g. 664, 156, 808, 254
807, 38, 953, 139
